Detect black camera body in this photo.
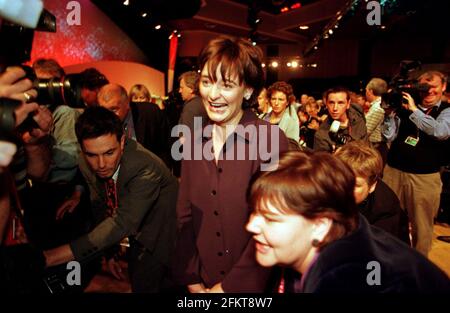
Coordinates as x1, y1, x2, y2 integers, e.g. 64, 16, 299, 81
381, 61, 430, 111
330, 131, 352, 146
328, 120, 352, 149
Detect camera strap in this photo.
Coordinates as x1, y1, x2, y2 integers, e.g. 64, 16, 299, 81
2, 170, 28, 246
405, 106, 436, 147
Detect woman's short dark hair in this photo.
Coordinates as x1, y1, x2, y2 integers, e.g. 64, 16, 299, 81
198, 35, 264, 108
249, 151, 359, 249
75, 106, 123, 145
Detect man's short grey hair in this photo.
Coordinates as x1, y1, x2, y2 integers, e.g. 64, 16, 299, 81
366, 78, 388, 96
418, 71, 447, 86
98, 84, 129, 104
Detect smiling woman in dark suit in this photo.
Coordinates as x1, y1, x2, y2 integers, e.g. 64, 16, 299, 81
173, 35, 288, 293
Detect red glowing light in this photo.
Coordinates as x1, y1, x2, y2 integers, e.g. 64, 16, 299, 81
280, 6, 289, 13
291, 3, 302, 10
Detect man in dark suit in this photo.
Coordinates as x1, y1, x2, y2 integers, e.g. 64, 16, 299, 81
98, 83, 172, 168
43, 107, 178, 292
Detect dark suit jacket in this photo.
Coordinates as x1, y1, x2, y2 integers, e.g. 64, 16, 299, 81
70, 139, 178, 266
130, 101, 172, 168
358, 180, 410, 244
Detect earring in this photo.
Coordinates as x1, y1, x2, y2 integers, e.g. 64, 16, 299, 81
311, 239, 320, 247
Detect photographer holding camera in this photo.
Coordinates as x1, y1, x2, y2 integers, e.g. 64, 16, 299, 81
0, 66, 53, 293
382, 70, 450, 257
0, 66, 53, 180
313, 87, 368, 153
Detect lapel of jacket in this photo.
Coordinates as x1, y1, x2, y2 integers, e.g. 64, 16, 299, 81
115, 138, 134, 200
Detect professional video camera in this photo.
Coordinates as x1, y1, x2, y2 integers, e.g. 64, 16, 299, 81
381, 60, 431, 111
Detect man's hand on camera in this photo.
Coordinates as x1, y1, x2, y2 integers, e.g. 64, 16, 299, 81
402, 92, 418, 112
0, 66, 37, 101
0, 66, 40, 126
21, 105, 53, 145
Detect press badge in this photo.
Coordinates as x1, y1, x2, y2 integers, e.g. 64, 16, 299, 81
405, 136, 419, 147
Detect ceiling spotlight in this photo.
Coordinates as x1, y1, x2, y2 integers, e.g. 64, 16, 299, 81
291, 61, 299, 68
328, 29, 333, 35
271, 61, 279, 68
174, 30, 178, 33
177, 33, 181, 38
337, 15, 342, 21
324, 34, 329, 39
311, 63, 318, 68
252, 41, 257, 46
255, 18, 260, 24
262, 63, 266, 68
123, 0, 129, 6
314, 46, 318, 50
287, 62, 292, 67
142, 12, 147, 18
155, 24, 161, 30
334, 24, 339, 29
381, 25, 386, 29
299, 25, 309, 30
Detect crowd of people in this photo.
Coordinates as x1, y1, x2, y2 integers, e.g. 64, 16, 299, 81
0, 34, 449, 294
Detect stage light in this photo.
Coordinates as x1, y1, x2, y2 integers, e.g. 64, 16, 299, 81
328, 29, 333, 35
155, 24, 161, 30
291, 61, 299, 68
262, 63, 266, 68
287, 62, 292, 67
142, 12, 147, 18
299, 25, 309, 30
271, 61, 279, 68
123, 0, 129, 6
